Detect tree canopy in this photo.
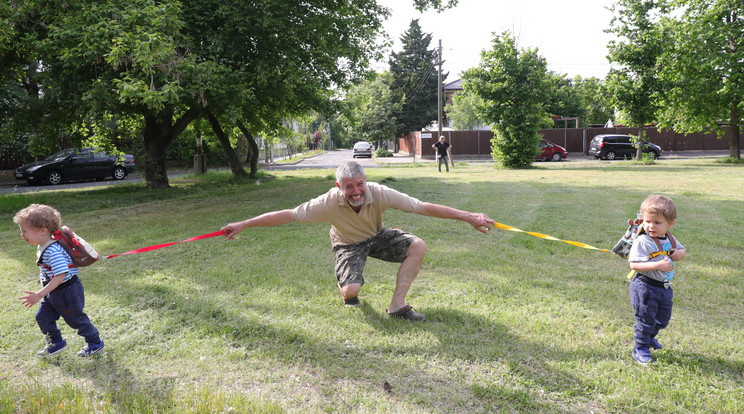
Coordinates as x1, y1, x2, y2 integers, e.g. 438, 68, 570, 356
462, 32, 550, 168
388, 19, 444, 136
543, 73, 585, 126
572, 76, 614, 127
2, 0, 456, 188
337, 72, 402, 148
607, 0, 742, 159
445, 92, 485, 131
606, 0, 668, 147
656, 0, 743, 158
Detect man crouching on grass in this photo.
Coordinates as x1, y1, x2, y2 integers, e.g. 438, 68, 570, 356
221, 161, 495, 321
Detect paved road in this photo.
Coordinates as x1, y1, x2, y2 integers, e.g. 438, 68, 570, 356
0, 174, 142, 195
262, 149, 380, 170
0, 149, 731, 194
0, 150, 364, 194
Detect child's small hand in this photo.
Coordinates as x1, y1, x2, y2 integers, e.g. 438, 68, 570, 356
18, 291, 41, 307
670, 248, 686, 261
656, 257, 673, 273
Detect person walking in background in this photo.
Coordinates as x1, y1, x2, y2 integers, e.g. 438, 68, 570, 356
432, 136, 453, 172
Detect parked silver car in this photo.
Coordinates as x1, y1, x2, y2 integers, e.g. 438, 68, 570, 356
352, 141, 374, 158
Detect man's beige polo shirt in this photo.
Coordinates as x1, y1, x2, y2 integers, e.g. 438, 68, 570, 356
293, 182, 422, 246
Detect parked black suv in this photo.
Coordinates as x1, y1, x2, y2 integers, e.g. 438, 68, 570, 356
588, 134, 662, 160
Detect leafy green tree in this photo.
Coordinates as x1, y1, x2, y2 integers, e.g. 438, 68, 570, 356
3, 0, 455, 188
444, 91, 485, 130
544, 72, 585, 127
165, 119, 228, 168
388, 19, 444, 136
2, 1, 204, 187
327, 114, 352, 149
411, 0, 459, 11
260, 119, 308, 160
572, 76, 614, 126
606, 0, 670, 159
655, 0, 743, 159
462, 31, 550, 168
338, 72, 402, 148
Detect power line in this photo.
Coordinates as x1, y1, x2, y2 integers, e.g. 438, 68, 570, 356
406, 62, 435, 101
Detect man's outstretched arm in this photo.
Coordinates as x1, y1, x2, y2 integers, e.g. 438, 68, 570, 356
417, 202, 495, 234
222, 209, 296, 240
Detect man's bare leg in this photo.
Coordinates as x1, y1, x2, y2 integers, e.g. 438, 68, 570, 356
387, 237, 426, 313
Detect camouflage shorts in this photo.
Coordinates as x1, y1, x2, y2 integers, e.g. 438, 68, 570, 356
333, 228, 417, 287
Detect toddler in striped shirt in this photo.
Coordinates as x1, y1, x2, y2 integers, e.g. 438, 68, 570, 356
15, 204, 104, 358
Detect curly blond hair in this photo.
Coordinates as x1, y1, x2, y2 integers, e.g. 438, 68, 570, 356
13, 204, 63, 233
640, 195, 677, 222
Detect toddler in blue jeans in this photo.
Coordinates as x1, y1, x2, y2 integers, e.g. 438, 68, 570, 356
14, 204, 104, 358
628, 195, 686, 365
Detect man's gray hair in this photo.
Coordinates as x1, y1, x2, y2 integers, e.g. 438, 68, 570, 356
336, 161, 366, 183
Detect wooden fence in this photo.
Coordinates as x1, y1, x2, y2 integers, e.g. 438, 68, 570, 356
398, 126, 741, 158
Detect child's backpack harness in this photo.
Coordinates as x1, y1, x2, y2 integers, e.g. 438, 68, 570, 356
36, 226, 100, 270
612, 218, 677, 280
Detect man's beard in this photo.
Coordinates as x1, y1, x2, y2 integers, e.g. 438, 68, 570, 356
347, 193, 365, 207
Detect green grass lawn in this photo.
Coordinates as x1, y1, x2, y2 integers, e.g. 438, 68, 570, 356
1, 159, 742, 413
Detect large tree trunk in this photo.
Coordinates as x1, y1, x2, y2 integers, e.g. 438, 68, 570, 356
730, 99, 741, 159
237, 123, 259, 177
636, 127, 644, 161
206, 113, 247, 177
142, 107, 201, 189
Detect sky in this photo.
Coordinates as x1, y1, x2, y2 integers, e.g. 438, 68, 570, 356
373, 0, 618, 82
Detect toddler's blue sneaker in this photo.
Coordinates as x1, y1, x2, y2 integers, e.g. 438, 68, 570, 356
633, 347, 654, 365
77, 340, 105, 357
37, 338, 67, 358
649, 338, 662, 350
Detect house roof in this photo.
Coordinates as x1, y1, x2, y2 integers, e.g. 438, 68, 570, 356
443, 79, 463, 91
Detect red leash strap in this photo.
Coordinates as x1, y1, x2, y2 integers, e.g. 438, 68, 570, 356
103, 230, 225, 259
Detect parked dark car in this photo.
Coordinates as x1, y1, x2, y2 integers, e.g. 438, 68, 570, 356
588, 134, 661, 160
15, 148, 135, 185
536, 139, 568, 161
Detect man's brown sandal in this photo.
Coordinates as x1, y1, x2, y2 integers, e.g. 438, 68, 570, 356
344, 297, 360, 307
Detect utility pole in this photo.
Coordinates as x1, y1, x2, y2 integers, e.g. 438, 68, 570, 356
437, 39, 443, 142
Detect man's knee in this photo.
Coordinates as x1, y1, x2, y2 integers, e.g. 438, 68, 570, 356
340, 283, 362, 298
407, 237, 426, 258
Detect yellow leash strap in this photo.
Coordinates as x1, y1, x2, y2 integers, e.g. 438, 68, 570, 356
491, 222, 610, 253
648, 250, 672, 259
489, 222, 672, 281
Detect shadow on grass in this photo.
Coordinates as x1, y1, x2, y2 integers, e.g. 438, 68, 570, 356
14, 168, 741, 411
661, 350, 744, 384
46, 352, 179, 412
91, 263, 611, 411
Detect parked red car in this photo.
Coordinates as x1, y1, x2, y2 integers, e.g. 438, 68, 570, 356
536, 139, 568, 161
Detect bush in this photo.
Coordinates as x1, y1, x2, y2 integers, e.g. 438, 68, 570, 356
624, 152, 656, 165
717, 156, 744, 164
374, 148, 393, 157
